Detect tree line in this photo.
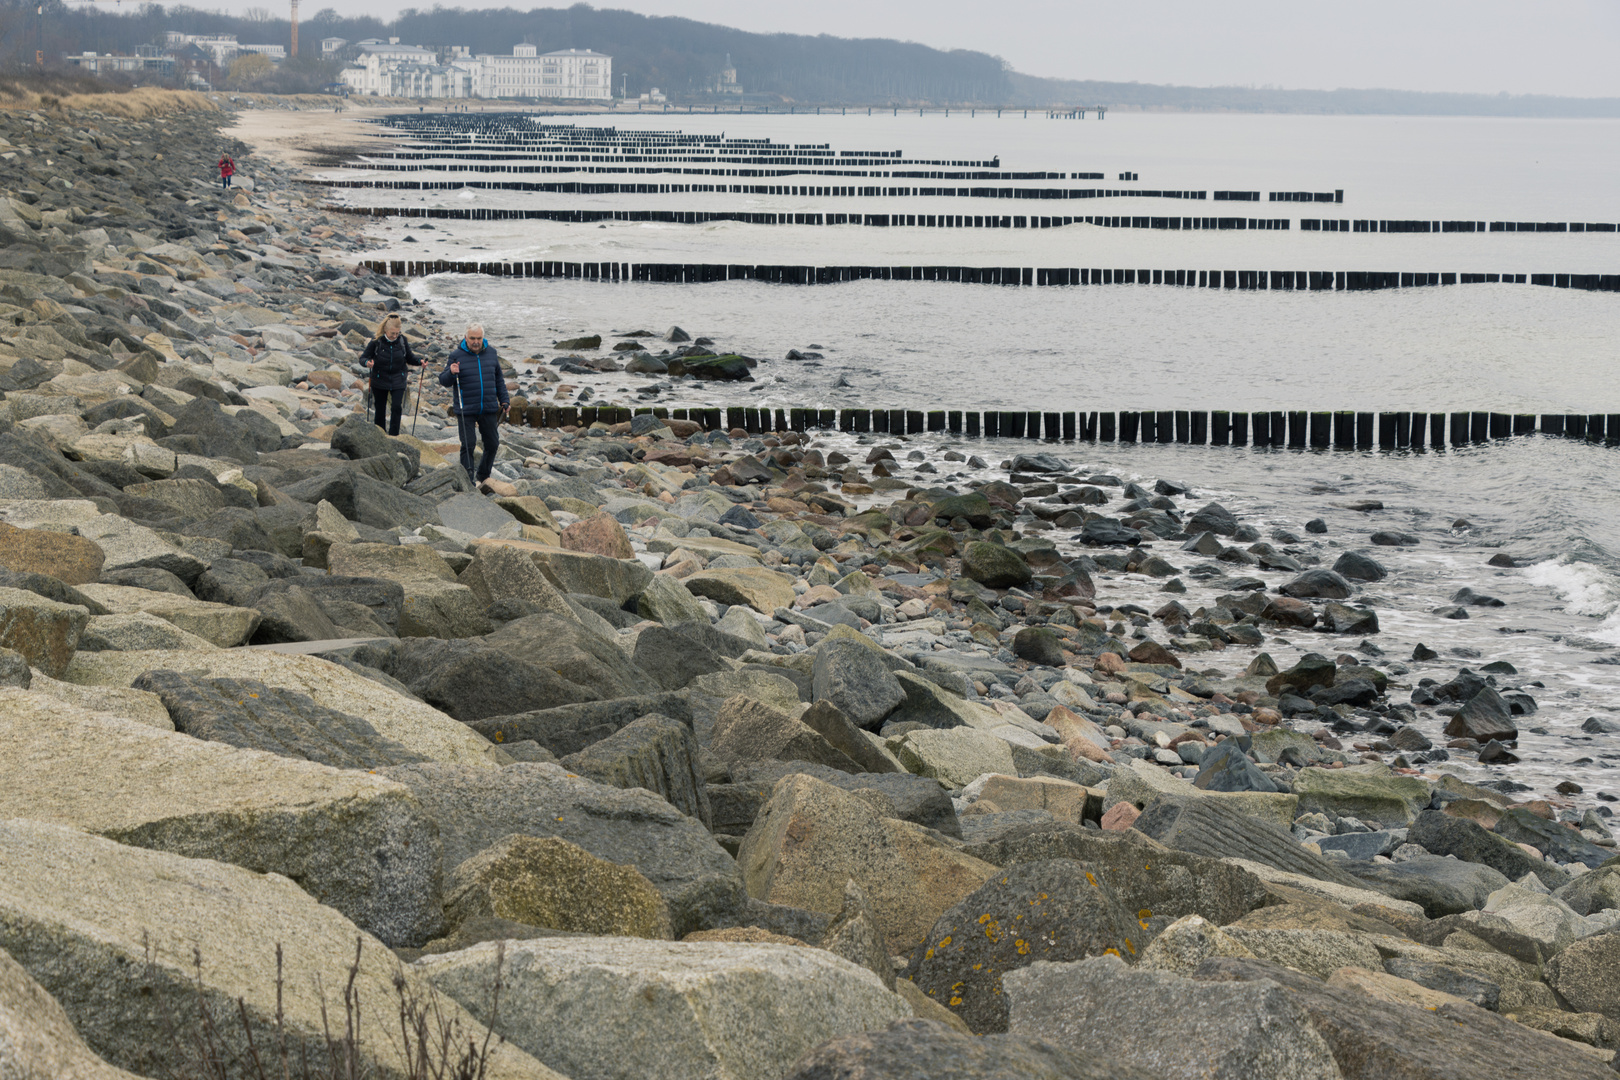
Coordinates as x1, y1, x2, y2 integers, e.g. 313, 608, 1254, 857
2, 0, 1015, 104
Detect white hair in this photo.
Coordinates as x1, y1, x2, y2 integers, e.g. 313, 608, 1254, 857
465, 322, 484, 336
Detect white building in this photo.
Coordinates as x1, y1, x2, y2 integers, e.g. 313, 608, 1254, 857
471, 45, 612, 100
160, 32, 238, 67
238, 44, 287, 61
338, 41, 612, 100
340, 44, 475, 99
64, 51, 171, 75
320, 37, 348, 57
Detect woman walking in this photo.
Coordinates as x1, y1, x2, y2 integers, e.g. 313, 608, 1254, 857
360, 314, 422, 435
439, 322, 508, 491
218, 155, 235, 190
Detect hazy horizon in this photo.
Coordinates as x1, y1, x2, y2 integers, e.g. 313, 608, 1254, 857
194, 0, 1620, 99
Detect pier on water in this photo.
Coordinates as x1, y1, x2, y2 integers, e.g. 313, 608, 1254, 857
512, 405, 1620, 449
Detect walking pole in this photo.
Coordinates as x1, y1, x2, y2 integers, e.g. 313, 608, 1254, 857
409, 362, 426, 438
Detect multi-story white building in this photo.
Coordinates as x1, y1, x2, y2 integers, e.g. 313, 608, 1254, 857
339, 41, 612, 100
470, 45, 612, 100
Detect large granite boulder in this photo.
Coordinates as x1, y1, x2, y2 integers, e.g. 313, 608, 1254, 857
61, 648, 504, 766
420, 938, 908, 1080
0, 818, 559, 1080
0, 689, 442, 946
738, 774, 997, 955
381, 761, 744, 937
444, 834, 672, 940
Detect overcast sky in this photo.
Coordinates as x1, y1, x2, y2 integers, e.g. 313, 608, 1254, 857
283, 0, 1620, 98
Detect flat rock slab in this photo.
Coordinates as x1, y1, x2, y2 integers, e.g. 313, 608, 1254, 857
0, 819, 560, 1080
62, 648, 502, 767
0, 584, 87, 677
1192, 956, 1616, 1080
78, 583, 259, 648
1007, 955, 1342, 1080
247, 636, 391, 654
419, 937, 908, 1080
381, 761, 743, 938
782, 1017, 1158, 1080
0, 688, 442, 947
133, 670, 431, 770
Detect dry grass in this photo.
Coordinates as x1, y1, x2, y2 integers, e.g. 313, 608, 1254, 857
0, 77, 220, 118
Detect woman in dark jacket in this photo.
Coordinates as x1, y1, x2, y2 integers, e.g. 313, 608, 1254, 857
438, 322, 509, 489
360, 314, 422, 435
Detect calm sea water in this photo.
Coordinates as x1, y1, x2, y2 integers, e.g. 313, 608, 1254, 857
328, 112, 1620, 806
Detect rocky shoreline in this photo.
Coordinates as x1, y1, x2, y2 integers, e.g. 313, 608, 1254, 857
0, 101, 1618, 1080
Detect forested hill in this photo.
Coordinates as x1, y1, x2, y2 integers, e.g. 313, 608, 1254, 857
26, 1, 1620, 114
41, 2, 1014, 103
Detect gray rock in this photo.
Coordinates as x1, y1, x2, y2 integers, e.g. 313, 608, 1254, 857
821, 880, 896, 989
1279, 569, 1354, 600
812, 638, 906, 730
1134, 793, 1369, 889
799, 699, 900, 774
961, 822, 1269, 928
731, 761, 962, 838
1546, 931, 1620, 1021
0, 819, 549, 1080
1193, 741, 1278, 793
1315, 830, 1402, 861
1407, 809, 1570, 890
381, 761, 744, 936
470, 693, 695, 757
1190, 956, 1614, 1080
782, 1017, 1157, 1080
621, 624, 729, 691
561, 714, 711, 827
0, 947, 144, 1080
383, 636, 604, 724
1444, 686, 1519, 743
1381, 957, 1501, 1010
1332, 551, 1388, 582
908, 860, 1140, 1034
191, 556, 271, 607
419, 936, 907, 1080
711, 694, 861, 773
0, 689, 442, 948
0, 585, 87, 677
166, 397, 279, 465
1493, 806, 1614, 869
438, 491, 519, 536
132, 670, 429, 770
485, 612, 649, 699
1555, 865, 1620, 916
1006, 955, 1341, 1080
253, 575, 405, 636
281, 468, 442, 530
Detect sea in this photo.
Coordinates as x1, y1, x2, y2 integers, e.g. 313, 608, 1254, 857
316, 109, 1620, 807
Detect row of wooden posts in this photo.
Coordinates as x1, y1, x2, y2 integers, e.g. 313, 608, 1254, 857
360, 259, 1620, 292
513, 404, 1620, 447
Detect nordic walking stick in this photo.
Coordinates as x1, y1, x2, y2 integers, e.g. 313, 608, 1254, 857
409, 362, 426, 437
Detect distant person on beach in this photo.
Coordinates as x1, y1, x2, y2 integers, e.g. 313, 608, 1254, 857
440, 322, 509, 491
218, 155, 235, 189
360, 313, 422, 436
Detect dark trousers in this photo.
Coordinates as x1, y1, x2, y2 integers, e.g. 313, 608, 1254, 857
222, 174, 232, 189
457, 411, 501, 484
372, 386, 406, 435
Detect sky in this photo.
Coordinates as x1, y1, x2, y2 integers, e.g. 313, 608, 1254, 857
271, 0, 1620, 98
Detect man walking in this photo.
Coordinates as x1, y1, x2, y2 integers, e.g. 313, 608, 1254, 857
439, 323, 508, 491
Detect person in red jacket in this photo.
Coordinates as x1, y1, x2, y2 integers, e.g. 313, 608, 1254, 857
218, 155, 235, 190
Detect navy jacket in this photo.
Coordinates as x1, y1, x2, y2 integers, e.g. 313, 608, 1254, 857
360, 334, 421, 390
438, 340, 509, 415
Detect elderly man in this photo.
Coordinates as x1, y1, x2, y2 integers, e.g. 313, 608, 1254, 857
439, 323, 509, 491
